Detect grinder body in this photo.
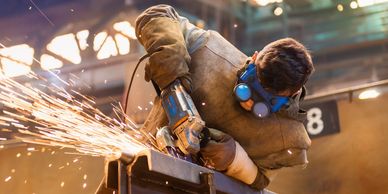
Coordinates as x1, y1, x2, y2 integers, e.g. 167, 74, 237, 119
157, 80, 205, 156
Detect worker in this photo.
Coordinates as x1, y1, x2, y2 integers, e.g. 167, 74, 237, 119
134, 4, 314, 190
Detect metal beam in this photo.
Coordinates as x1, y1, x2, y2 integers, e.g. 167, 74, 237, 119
305, 79, 388, 101
104, 149, 275, 194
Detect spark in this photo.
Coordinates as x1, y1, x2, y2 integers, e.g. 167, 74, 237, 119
27, 147, 35, 151
4, 176, 11, 182
0, 145, 4, 149
71, 90, 96, 104
0, 54, 158, 161
83, 174, 87, 180
73, 158, 79, 163
60, 181, 65, 187
27, 152, 32, 156
0, 122, 10, 126
16, 153, 21, 158
11, 169, 15, 173
29, 0, 55, 26
1, 128, 12, 132
48, 164, 52, 167
83, 183, 87, 188
69, 79, 76, 86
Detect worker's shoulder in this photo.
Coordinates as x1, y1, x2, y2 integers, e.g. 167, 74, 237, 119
198, 30, 247, 68
280, 118, 311, 150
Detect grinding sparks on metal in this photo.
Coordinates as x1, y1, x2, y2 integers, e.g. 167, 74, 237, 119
0, 71, 159, 159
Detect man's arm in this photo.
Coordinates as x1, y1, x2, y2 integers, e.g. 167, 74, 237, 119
135, 4, 201, 91
257, 148, 308, 169
250, 148, 309, 189
200, 128, 272, 190
201, 127, 309, 190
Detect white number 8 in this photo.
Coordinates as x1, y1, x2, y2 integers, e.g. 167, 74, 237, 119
307, 107, 324, 135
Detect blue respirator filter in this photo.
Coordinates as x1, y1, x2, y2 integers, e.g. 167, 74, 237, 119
234, 83, 251, 102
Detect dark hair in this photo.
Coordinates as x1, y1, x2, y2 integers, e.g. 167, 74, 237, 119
256, 38, 314, 95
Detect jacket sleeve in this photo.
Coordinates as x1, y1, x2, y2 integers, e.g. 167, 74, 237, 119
250, 148, 309, 189
135, 4, 192, 90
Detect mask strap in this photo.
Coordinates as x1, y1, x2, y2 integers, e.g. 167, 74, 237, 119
291, 85, 307, 102
282, 85, 307, 122
300, 85, 307, 101
237, 57, 254, 78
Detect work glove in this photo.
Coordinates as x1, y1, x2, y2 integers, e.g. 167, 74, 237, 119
200, 128, 259, 186
138, 16, 191, 92
200, 128, 236, 171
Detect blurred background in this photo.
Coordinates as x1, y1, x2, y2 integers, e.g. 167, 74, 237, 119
1, 0, 388, 193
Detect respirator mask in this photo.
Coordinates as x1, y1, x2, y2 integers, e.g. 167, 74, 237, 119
233, 63, 290, 118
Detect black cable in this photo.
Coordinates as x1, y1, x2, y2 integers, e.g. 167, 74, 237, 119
123, 53, 151, 115
151, 80, 161, 96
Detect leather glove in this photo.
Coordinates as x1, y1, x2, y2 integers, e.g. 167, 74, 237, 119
201, 128, 259, 186
138, 17, 191, 91
200, 128, 236, 171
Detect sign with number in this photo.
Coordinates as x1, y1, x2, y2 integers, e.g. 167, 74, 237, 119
302, 100, 340, 138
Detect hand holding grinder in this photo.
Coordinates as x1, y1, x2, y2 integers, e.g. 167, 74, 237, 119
156, 79, 208, 159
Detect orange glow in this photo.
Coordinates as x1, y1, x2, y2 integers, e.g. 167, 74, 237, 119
113, 21, 137, 39
0, 44, 33, 77
40, 54, 63, 70
115, 34, 130, 55
94, 31, 108, 51
76, 30, 89, 50
47, 33, 81, 64
96, 36, 118, 60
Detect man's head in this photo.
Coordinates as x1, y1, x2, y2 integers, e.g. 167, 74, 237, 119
254, 38, 314, 97
238, 38, 314, 113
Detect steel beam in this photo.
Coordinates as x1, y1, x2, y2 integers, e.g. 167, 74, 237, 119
103, 149, 275, 194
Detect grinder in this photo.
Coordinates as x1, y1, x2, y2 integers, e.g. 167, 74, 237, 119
156, 79, 208, 158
